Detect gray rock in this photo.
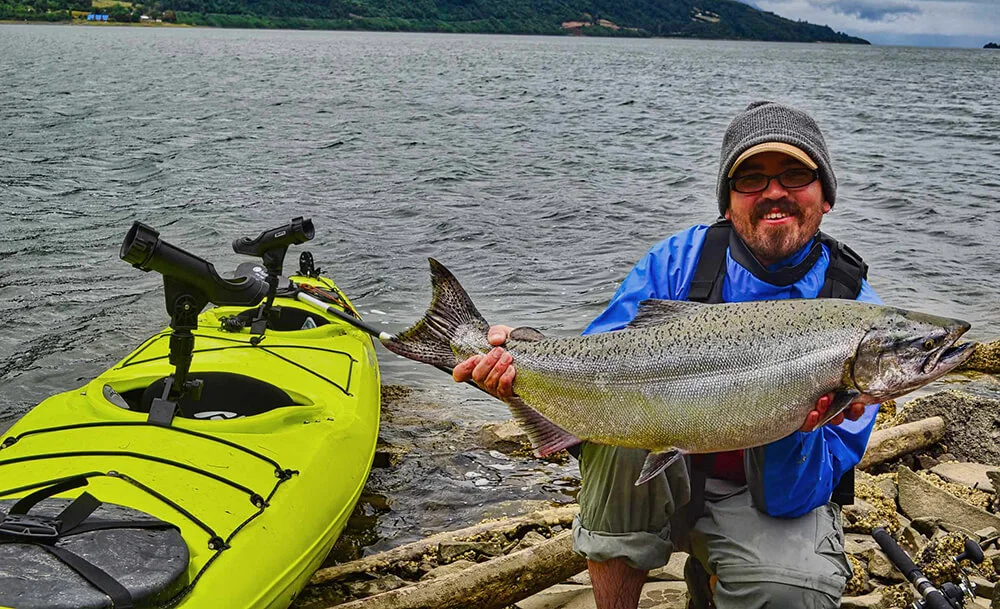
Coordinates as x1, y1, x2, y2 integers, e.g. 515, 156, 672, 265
841, 498, 878, 531
918, 454, 941, 470
637, 581, 687, 609
940, 521, 980, 539
865, 549, 905, 582
902, 390, 1000, 465
516, 583, 593, 609
912, 516, 943, 537
897, 467, 1000, 533
876, 478, 899, 502
899, 526, 929, 556
648, 553, 688, 582
971, 575, 995, 601
845, 533, 879, 556
932, 462, 999, 493
841, 591, 884, 609
478, 420, 528, 452
977, 527, 1000, 540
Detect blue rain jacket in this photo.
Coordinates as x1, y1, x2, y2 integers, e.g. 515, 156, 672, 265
582, 224, 881, 518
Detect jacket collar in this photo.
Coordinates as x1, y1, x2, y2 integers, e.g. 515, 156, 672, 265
728, 231, 822, 287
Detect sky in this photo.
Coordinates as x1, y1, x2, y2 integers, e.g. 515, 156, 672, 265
739, 0, 999, 47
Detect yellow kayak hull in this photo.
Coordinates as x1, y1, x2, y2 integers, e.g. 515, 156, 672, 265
0, 275, 380, 608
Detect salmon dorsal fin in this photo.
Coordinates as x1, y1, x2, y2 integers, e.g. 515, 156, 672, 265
627, 299, 705, 329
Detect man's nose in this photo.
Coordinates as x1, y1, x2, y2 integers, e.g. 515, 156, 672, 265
760, 176, 789, 199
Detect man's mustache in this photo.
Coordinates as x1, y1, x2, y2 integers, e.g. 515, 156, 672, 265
752, 200, 799, 223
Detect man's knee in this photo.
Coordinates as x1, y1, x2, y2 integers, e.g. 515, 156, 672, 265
712, 579, 840, 609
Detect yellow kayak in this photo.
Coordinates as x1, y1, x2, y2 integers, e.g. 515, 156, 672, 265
0, 221, 380, 609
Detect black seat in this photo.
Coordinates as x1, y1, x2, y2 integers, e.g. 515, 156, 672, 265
124, 372, 296, 420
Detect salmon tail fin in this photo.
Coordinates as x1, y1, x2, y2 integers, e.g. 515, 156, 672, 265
506, 396, 581, 457
381, 258, 490, 370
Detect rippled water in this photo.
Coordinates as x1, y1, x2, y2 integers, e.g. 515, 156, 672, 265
2, 25, 999, 554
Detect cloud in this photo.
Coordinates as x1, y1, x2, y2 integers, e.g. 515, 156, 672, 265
814, 0, 920, 21
754, 0, 999, 45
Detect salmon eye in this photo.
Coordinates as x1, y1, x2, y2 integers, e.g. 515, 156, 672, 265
923, 339, 936, 351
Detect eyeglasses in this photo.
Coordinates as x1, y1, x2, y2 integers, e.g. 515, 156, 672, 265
728, 168, 819, 194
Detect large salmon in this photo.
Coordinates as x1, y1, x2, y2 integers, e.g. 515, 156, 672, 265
383, 259, 974, 484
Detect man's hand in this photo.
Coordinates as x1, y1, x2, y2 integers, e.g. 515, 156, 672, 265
452, 325, 516, 399
799, 392, 869, 432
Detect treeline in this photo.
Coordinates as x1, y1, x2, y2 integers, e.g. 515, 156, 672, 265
163, 0, 867, 42
2, 0, 869, 44
0, 0, 87, 20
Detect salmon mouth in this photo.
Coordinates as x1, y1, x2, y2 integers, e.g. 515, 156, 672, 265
922, 340, 976, 375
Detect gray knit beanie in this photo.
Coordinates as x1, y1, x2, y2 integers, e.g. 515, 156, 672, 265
716, 101, 836, 215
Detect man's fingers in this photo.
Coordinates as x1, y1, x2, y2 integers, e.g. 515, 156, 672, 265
488, 325, 514, 347
800, 411, 819, 432
497, 365, 517, 399
452, 356, 481, 383
483, 351, 513, 392
845, 403, 866, 421
472, 348, 504, 384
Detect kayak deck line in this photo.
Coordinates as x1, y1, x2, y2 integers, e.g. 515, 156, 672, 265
0, 451, 269, 504
0, 470, 223, 546
116, 332, 358, 396
1, 421, 294, 476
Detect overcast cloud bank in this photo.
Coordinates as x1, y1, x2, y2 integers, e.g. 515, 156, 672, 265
748, 0, 999, 47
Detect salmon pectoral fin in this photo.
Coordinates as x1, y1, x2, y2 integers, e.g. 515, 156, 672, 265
505, 396, 581, 457
814, 389, 862, 429
635, 448, 684, 486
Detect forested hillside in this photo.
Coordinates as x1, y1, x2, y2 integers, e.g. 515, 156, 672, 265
2, 0, 869, 44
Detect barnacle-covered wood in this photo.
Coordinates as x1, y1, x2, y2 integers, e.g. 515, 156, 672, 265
325, 530, 585, 609
309, 506, 578, 585
858, 416, 945, 470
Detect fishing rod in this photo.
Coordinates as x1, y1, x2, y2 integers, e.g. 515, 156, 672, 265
294, 290, 466, 382
871, 526, 983, 609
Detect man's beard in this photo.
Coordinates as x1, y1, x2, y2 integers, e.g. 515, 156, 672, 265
731, 200, 821, 264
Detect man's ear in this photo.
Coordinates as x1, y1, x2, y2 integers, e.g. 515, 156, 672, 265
822, 201, 832, 214
724, 209, 731, 220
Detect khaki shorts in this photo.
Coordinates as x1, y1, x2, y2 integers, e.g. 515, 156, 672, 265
571, 444, 851, 606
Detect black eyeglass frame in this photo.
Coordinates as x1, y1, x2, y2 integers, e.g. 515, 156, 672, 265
728, 168, 819, 194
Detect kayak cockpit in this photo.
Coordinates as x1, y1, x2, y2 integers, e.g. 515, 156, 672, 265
113, 372, 297, 420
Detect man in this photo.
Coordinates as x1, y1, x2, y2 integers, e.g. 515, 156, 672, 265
453, 101, 880, 608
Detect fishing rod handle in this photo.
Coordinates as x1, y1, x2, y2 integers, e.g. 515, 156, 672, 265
232, 217, 314, 257
872, 528, 953, 609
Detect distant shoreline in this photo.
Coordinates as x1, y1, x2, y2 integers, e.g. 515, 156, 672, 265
0, 19, 872, 44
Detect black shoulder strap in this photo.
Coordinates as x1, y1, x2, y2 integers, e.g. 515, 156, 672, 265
817, 232, 868, 300
687, 219, 731, 304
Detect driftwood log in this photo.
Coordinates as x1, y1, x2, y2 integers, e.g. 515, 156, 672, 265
858, 416, 945, 470
309, 506, 579, 586
321, 530, 586, 609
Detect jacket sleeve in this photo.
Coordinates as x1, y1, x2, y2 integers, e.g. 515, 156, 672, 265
583, 226, 710, 336
747, 279, 883, 518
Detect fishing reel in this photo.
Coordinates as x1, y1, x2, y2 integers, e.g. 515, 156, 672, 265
232, 217, 315, 341
872, 527, 984, 609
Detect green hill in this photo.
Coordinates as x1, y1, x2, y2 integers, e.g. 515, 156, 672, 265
3, 0, 870, 44
169, 0, 869, 42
